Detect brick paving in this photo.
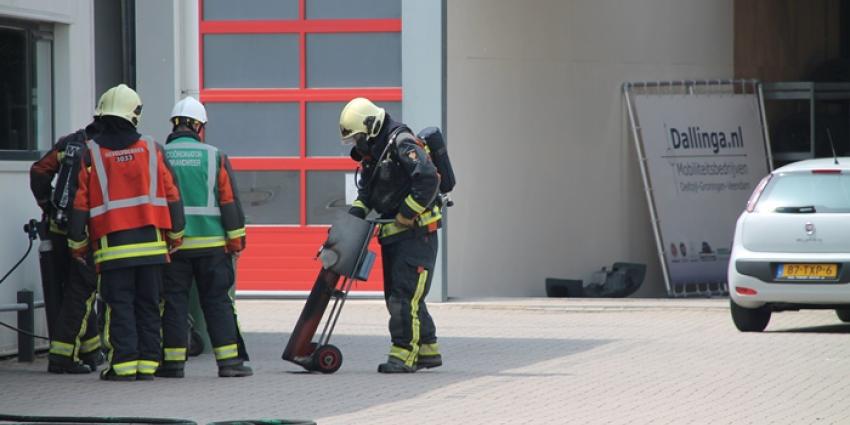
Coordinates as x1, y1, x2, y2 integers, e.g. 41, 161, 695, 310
2, 298, 850, 424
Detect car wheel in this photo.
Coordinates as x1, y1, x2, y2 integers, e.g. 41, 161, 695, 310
730, 300, 771, 332
835, 309, 850, 323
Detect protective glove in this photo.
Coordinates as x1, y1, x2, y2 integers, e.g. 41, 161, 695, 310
167, 235, 183, 254
225, 237, 244, 256
70, 242, 88, 265
348, 206, 367, 219
395, 212, 416, 228
37, 199, 54, 217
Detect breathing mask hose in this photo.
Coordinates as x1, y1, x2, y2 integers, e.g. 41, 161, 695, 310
0, 219, 38, 286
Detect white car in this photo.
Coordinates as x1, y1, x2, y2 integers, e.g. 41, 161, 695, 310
728, 157, 850, 332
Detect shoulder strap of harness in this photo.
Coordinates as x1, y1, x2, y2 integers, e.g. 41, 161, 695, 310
360, 126, 413, 192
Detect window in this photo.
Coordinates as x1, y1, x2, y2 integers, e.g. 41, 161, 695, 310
756, 172, 850, 213
0, 19, 53, 158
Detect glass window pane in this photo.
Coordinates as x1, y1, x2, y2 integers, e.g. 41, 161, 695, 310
205, 103, 299, 157
203, 0, 299, 20
306, 33, 400, 88
0, 28, 29, 150
234, 171, 300, 225
306, 0, 400, 19
756, 173, 850, 213
307, 171, 349, 225
306, 101, 401, 157
204, 34, 299, 88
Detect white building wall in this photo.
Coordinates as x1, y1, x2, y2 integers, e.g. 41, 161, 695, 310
447, 0, 734, 297
0, 0, 96, 354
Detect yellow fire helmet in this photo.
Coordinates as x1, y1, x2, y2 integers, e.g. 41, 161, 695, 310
339, 97, 385, 143
96, 83, 143, 127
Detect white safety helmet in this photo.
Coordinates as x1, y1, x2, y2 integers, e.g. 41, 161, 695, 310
96, 84, 143, 127
339, 97, 385, 144
170, 96, 208, 125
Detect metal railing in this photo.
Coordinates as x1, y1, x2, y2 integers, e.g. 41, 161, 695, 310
0, 289, 45, 362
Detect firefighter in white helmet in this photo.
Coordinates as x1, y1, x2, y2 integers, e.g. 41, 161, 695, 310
341, 97, 443, 373
157, 96, 252, 378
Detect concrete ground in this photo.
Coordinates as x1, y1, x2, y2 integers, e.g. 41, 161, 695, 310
2, 298, 850, 424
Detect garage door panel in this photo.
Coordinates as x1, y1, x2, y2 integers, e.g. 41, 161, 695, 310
200, 0, 400, 294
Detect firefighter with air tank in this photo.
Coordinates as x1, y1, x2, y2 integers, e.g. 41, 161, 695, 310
341, 97, 445, 373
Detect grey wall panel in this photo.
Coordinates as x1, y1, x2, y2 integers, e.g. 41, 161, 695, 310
446, 0, 734, 297
203, 0, 298, 20
402, 0, 445, 301
306, 171, 347, 224
306, 33, 400, 88
307, 0, 400, 19
205, 102, 299, 157
135, 0, 175, 143
204, 34, 299, 88
234, 171, 300, 225
306, 101, 401, 156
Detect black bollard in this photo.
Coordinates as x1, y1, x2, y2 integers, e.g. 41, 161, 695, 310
17, 289, 35, 362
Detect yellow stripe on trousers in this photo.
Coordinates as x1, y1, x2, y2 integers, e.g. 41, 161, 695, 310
405, 268, 429, 367
73, 290, 98, 360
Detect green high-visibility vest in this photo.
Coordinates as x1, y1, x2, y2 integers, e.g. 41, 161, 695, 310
165, 137, 226, 250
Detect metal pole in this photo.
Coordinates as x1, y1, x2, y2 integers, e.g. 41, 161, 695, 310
17, 290, 35, 363
622, 83, 673, 296
809, 84, 816, 158
757, 82, 775, 170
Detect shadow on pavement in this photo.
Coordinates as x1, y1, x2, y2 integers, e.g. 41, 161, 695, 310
239, 332, 610, 419
0, 332, 610, 423
771, 323, 850, 334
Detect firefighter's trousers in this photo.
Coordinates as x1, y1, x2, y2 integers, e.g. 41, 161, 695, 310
161, 252, 248, 370
381, 230, 438, 366
100, 264, 163, 378
47, 232, 100, 362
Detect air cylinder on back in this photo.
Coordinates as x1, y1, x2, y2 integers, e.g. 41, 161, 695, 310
417, 127, 456, 194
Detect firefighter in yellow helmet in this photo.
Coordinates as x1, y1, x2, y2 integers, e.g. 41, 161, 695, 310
341, 97, 443, 373
68, 84, 185, 381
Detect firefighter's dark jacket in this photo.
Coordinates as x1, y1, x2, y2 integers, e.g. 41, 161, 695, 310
67, 117, 185, 270
350, 114, 441, 243
165, 130, 246, 257
30, 122, 101, 218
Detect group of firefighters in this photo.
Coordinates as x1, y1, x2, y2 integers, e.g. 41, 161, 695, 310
28, 84, 444, 380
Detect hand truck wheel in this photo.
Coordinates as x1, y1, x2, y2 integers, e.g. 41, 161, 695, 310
310, 344, 342, 374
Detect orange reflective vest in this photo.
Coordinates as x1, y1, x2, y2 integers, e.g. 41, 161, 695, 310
85, 137, 173, 241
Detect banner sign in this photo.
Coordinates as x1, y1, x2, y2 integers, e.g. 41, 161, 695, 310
632, 93, 770, 294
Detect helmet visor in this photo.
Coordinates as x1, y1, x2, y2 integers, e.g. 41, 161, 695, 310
341, 132, 366, 146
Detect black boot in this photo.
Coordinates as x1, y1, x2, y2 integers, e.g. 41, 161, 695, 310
47, 354, 92, 374
378, 356, 417, 374
80, 350, 105, 372
155, 362, 185, 378
99, 370, 135, 382
218, 362, 253, 378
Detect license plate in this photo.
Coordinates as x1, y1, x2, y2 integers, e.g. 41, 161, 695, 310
776, 263, 838, 280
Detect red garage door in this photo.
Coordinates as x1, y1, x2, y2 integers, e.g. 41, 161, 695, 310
198, 0, 402, 295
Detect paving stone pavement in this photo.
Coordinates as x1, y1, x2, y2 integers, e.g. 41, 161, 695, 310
3, 298, 850, 424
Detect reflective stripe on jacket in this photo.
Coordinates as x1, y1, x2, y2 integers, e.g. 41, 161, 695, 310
85, 137, 172, 241
164, 133, 246, 253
